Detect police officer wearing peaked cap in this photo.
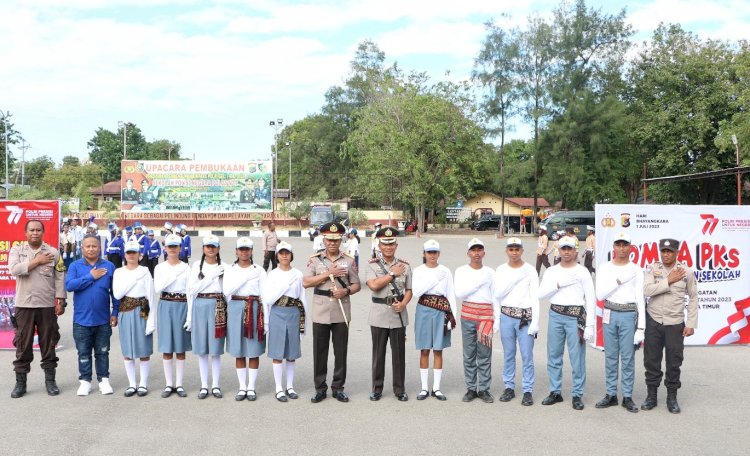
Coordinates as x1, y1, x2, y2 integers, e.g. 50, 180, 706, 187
642, 238, 698, 414
303, 221, 361, 403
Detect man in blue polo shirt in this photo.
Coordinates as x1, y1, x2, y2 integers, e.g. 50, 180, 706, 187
65, 234, 119, 396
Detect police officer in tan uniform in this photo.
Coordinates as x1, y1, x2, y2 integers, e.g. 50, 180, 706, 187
366, 227, 412, 401
303, 222, 361, 403
583, 226, 595, 274
8, 219, 67, 398
642, 238, 698, 414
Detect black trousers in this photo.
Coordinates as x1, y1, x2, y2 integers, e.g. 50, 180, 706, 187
108, 254, 122, 268
371, 326, 406, 395
535, 253, 550, 275
644, 313, 685, 389
13, 307, 60, 373
313, 322, 348, 393
263, 251, 277, 271
584, 251, 595, 274
147, 257, 158, 277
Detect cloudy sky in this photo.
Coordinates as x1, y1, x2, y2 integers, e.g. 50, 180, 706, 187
1, 0, 748, 170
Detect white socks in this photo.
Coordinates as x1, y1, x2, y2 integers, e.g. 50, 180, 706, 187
124, 359, 136, 388
175, 359, 185, 387
433, 369, 443, 391
285, 361, 295, 390
236, 368, 247, 390
248, 368, 259, 391
272, 363, 283, 392
420, 368, 429, 391
198, 355, 209, 388
211, 356, 221, 388
163, 358, 174, 387
139, 360, 150, 388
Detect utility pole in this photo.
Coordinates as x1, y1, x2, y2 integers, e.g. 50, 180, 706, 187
20, 140, 30, 186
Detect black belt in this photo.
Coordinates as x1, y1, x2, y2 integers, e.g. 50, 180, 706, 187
372, 297, 396, 305
314, 288, 333, 297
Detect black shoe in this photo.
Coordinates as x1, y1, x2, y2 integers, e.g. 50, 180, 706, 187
621, 396, 639, 413
572, 396, 584, 410
136, 386, 148, 397
234, 390, 247, 401
542, 392, 563, 405
462, 390, 478, 402
431, 390, 447, 401
275, 391, 288, 402
161, 387, 175, 398
310, 391, 327, 403
521, 392, 534, 406
666, 389, 680, 414
197, 388, 209, 400
396, 392, 409, 402
175, 386, 187, 398
286, 388, 299, 400
595, 394, 618, 408
332, 390, 349, 403
499, 388, 515, 402
246, 390, 257, 401
416, 389, 429, 401
369, 391, 382, 401
477, 390, 494, 403
211, 387, 222, 399
641, 385, 658, 410
11, 372, 27, 399
124, 387, 137, 397
44, 368, 60, 396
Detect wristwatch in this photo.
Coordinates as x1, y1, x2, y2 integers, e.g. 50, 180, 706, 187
388, 271, 396, 280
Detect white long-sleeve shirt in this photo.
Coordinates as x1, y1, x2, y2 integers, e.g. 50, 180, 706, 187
538, 263, 596, 327
454, 264, 494, 304
596, 261, 646, 329
343, 237, 359, 257
261, 267, 309, 333
412, 264, 457, 318
187, 261, 229, 319
113, 265, 155, 328
223, 263, 266, 298
153, 261, 190, 296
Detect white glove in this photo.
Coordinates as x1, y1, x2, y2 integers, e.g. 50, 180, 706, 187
618, 270, 637, 285
583, 325, 594, 341
558, 274, 578, 288
264, 321, 269, 335
183, 319, 192, 332
634, 329, 645, 345
528, 320, 539, 337
493, 321, 499, 334
145, 322, 155, 336
446, 320, 455, 331
212, 266, 225, 279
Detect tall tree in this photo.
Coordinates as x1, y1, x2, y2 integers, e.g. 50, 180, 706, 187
23, 155, 55, 187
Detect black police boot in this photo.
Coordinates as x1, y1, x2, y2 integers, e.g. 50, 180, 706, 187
44, 368, 60, 396
640, 385, 657, 411
11, 372, 27, 398
666, 388, 680, 414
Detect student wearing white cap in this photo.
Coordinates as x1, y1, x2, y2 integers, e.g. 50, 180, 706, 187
261, 242, 309, 402
493, 237, 540, 406
411, 239, 457, 401
187, 234, 229, 399
112, 240, 155, 397
153, 233, 192, 398
584, 225, 596, 275
454, 238, 496, 403
538, 235, 596, 410
223, 237, 267, 401
161, 222, 174, 261
594, 231, 644, 413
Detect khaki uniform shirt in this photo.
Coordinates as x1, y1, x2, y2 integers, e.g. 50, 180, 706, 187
261, 230, 279, 252
304, 251, 360, 324
366, 257, 412, 328
644, 261, 698, 328
8, 241, 66, 308
536, 234, 549, 255
585, 234, 595, 251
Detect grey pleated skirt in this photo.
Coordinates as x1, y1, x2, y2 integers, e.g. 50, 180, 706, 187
226, 298, 265, 358
414, 304, 452, 350
266, 305, 302, 360
157, 299, 192, 354
118, 309, 154, 359
191, 297, 226, 356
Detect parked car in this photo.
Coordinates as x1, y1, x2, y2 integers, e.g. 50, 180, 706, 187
470, 215, 521, 234
543, 211, 595, 240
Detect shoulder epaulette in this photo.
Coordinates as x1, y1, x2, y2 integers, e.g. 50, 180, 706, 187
397, 258, 410, 265
342, 252, 353, 259
368, 258, 379, 264
309, 253, 321, 259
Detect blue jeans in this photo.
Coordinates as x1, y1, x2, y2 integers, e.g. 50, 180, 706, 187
500, 314, 535, 393
603, 310, 637, 396
547, 310, 586, 397
73, 323, 112, 382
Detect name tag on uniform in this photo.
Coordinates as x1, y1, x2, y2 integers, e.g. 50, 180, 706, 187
603, 308, 611, 325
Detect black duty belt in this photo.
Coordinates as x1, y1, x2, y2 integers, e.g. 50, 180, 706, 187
314, 288, 333, 297
372, 297, 397, 305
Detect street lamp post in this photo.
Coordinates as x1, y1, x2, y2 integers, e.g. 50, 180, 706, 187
286, 141, 292, 199
269, 118, 283, 189
1, 110, 9, 198
118, 121, 128, 160
732, 135, 741, 205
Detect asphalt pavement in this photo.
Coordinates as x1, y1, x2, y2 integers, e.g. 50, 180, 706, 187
1, 233, 747, 455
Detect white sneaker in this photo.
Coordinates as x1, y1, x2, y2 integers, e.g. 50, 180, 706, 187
99, 377, 113, 395
77, 380, 92, 396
